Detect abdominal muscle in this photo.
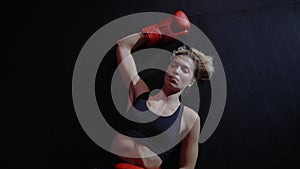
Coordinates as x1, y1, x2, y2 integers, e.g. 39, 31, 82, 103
111, 133, 163, 168
111, 117, 187, 169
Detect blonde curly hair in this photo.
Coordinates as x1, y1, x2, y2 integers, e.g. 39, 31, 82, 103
172, 45, 214, 81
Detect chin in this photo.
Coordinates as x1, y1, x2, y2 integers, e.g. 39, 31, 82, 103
166, 83, 180, 92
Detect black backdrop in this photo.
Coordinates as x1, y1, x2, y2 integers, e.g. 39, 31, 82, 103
6, 0, 300, 169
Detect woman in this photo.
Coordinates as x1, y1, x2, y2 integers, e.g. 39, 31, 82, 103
111, 32, 214, 169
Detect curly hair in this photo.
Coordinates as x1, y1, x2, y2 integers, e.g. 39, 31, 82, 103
172, 45, 214, 81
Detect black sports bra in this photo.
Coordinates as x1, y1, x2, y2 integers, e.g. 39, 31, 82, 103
121, 92, 184, 162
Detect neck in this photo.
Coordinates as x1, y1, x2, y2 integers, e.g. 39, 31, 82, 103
151, 86, 181, 105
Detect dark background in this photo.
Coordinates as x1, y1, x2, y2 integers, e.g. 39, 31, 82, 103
6, 0, 300, 169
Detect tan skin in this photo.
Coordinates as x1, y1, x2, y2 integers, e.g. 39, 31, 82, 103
111, 33, 200, 169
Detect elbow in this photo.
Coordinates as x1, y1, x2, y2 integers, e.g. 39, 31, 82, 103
116, 41, 125, 49
116, 41, 124, 47
116, 38, 131, 49
116, 42, 131, 58
116, 41, 131, 55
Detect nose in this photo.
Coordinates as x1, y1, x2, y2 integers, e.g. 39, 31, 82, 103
173, 66, 181, 75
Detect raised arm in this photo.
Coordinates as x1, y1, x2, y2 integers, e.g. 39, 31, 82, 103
116, 10, 190, 105
116, 33, 150, 105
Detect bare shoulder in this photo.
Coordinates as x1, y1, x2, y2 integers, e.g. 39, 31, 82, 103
182, 106, 200, 131
183, 106, 200, 122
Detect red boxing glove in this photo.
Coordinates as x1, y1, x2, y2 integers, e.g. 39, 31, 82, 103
114, 163, 144, 169
142, 10, 191, 46
114, 162, 161, 169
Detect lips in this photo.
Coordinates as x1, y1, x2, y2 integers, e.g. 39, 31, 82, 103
168, 75, 178, 84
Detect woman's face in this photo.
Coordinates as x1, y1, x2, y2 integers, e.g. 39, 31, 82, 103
164, 55, 195, 92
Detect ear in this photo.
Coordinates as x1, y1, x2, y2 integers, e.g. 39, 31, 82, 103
188, 78, 196, 87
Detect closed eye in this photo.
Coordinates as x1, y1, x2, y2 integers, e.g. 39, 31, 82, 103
182, 66, 190, 73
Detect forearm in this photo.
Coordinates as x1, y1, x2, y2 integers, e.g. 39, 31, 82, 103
179, 148, 198, 169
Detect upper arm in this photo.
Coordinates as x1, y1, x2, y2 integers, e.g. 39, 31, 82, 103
116, 34, 150, 106
179, 110, 200, 169
127, 76, 150, 110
